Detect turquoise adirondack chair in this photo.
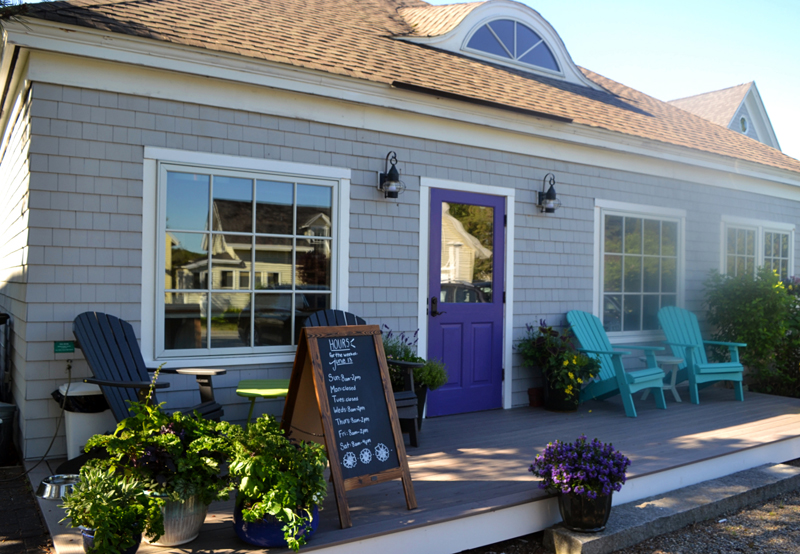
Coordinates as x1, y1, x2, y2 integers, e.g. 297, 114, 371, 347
566, 311, 667, 418
657, 306, 745, 404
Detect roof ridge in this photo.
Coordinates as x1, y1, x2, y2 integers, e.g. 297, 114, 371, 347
668, 82, 752, 104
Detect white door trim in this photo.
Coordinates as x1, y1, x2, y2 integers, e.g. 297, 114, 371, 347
418, 177, 516, 410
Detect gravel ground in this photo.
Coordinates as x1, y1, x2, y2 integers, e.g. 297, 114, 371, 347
459, 460, 800, 554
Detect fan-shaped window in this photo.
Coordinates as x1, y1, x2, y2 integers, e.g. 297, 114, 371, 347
466, 19, 559, 72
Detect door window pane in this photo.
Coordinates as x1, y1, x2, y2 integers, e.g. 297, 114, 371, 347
440, 202, 493, 303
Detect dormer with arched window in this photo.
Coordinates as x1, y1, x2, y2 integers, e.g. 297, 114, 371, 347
399, 0, 602, 90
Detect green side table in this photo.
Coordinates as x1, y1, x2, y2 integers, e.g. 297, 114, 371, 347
236, 379, 291, 424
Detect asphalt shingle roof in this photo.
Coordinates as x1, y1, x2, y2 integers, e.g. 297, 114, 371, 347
25, 0, 800, 175
668, 83, 752, 128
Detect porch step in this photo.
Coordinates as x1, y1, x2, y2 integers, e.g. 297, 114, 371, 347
543, 462, 800, 554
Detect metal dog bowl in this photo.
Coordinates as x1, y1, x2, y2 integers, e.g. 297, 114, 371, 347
36, 474, 80, 500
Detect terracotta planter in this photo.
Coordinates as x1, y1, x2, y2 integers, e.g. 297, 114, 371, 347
543, 381, 579, 412
527, 387, 544, 407
557, 492, 613, 532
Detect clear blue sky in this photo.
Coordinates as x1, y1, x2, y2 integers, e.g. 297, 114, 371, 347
426, 0, 800, 162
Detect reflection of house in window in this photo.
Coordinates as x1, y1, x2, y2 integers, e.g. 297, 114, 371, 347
440, 202, 492, 284
170, 198, 332, 308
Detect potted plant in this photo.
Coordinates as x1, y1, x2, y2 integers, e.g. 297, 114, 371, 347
516, 320, 600, 411
85, 372, 237, 546
382, 325, 448, 421
61, 465, 164, 554
529, 435, 631, 533
529, 435, 630, 532
228, 414, 328, 551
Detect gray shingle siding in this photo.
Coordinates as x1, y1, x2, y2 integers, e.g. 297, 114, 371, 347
5, 80, 799, 458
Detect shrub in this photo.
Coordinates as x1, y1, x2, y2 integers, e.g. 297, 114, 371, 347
705, 267, 792, 371
705, 267, 800, 397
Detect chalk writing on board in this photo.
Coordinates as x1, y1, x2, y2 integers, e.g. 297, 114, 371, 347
318, 334, 399, 480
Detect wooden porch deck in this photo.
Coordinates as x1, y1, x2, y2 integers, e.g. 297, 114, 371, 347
36, 388, 800, 554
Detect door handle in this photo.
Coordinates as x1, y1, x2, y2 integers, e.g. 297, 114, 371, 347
430, 297, 447, 317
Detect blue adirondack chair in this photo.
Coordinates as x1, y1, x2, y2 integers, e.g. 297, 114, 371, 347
566, 310, 667, 418
657, 306, 745, 404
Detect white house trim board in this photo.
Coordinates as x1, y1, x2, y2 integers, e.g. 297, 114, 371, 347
418, 177, 516, 410
8, 28, 800, 193
140, 147, 351, 368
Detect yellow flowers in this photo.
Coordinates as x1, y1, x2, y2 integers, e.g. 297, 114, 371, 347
563, 360, 569, 367
568, 372, 574, 379
577, 378, 583, 384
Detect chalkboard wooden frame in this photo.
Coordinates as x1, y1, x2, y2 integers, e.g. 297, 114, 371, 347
281, 324, 417, 529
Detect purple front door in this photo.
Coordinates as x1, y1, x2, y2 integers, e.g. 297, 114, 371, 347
426, 189, 504, 417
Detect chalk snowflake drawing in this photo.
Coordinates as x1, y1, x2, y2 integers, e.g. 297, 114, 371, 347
375, 443, 390, 462
343, 451, 357, 469
360, 448, 373, 464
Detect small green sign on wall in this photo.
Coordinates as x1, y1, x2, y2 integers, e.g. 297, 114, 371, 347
54, 341, 75, 354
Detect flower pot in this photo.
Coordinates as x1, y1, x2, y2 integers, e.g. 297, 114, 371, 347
80, 528, 141, 554
233, 504, 319, 547
415, 385, 428, 429
145, 494, 208, 546
527, 387, 544, 407
557, 492, 613, 532
543, 381, 579, 412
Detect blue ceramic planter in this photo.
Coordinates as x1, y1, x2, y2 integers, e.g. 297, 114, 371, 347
233, 504, 319, 547
80, 528, 141, 554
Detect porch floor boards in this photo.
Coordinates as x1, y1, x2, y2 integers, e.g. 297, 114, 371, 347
36, 388, 800, 554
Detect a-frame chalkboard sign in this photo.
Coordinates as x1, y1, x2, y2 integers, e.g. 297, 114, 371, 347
281, 324, 417, 528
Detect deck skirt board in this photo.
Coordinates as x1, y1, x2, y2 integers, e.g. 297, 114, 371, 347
34, 389, 800, 554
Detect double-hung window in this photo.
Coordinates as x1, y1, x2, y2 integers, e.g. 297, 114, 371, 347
145, 150, 350, 361
721, 216, 794, 279
596, 200, 685, 336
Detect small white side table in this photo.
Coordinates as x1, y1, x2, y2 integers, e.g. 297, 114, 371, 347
640, 356, 684, 403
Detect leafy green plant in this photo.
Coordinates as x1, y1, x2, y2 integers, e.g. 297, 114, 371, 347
85, 401, 238, 505
61, 465, 164, 554
229, 414, 328, 552
705, 267, 793, 372
85, 366, 237, 505
381, 325, 448, 391
516, 320, 600, 397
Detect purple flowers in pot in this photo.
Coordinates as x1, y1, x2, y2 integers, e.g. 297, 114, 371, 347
529, 435, 631, 498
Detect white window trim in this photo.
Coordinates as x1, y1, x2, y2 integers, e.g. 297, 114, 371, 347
142, 147, 350, 368
719, 215, 795, 277
593, 199, 686, 343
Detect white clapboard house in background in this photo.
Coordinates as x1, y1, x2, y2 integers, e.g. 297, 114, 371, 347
0, 0, 799, 467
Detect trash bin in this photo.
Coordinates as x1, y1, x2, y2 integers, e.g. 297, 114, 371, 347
52, 383, 117, 460
0, 401, 15, 465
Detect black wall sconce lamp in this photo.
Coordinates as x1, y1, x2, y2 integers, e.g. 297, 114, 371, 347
537, 173, 561, 213
378, 151, 406, 199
